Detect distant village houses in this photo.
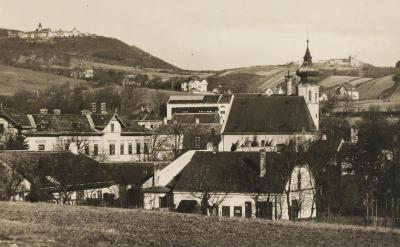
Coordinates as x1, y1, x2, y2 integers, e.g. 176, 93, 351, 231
335, 86, 359, 101
8, 22, 95, 40
319, 56, 362, 68
181, 79, 208, 94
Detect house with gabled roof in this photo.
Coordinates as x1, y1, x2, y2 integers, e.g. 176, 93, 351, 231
142, 150, 316, 220
0, 149, 156, 206
24, 108, 153, 162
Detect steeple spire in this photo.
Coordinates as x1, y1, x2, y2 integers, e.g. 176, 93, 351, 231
296, 39, 318, 83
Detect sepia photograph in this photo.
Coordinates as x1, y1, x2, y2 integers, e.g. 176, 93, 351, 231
0, 0, 400, 246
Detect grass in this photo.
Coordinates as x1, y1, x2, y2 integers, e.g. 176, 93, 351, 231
1, 202, 400, 247
0, 64, 88, 96
356, 75, 395, 100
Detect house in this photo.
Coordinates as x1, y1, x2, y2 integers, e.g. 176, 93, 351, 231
0, 149, 156, 206
0, 108, 33, 148
181, 79, 208, 93
319, 93, 329, 102
122, 113, 164, 131
166, 94, 232, 124
335, 86, 359, 101
121, 75, 141, 86
142, 150, 316, 220
24, 107, 153, 162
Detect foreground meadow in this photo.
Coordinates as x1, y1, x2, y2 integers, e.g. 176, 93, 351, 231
0, 202, 399, 247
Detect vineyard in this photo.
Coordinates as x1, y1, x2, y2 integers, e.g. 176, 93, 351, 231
1, 202, 400, 247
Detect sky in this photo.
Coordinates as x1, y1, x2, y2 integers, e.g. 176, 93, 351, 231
0, 0, 399, 70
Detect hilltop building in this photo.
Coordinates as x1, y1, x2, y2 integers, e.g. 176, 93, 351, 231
8, 22, 95, 40
319, 56, 362, 68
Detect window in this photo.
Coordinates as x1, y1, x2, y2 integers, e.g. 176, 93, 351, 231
97, 190, 103, 199
194, 136, 201, 150
234, 206, 242, 217
297, 171, 302, 190
308, 90, 312, 102
110, 123, 115, 132
315, 92, 318, 102
136, 143, 141, 154
120, 143, 124, 155
93, 144, 99, 155
84, 145, 90, 155
159, 196, 167, 208
0, 124, 4, 134
128, 143, 133, 154
38, 144, 45, 151
144, 143, 149, 154
109, 144, 115, 155
222, 206, 230, 217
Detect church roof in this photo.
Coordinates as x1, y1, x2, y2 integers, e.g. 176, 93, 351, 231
223, 95, 316, 134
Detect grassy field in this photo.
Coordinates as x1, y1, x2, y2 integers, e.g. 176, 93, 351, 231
0, 64, 88, 96
356, 75, 395, 100
0, 202, 400, 247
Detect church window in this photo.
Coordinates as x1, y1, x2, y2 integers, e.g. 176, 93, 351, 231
308, 90, 312, 102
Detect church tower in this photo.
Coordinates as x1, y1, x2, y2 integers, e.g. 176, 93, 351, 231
296, 39, 320, 130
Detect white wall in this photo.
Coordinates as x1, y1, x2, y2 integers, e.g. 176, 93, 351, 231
220, 133, 317, 151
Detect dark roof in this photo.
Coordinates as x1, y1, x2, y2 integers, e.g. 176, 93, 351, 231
91, 113, 151, 135
223, 95, 316, 134
0, 108, 32, 129
176, 200, 201, 214
170, 151, 292, 194
217, 94, 233, 103
27, 114, 99, 136
168, 95, 221, 104
172, 113, 220, 124
91, 114, 114, 130
0, 151, 155, 190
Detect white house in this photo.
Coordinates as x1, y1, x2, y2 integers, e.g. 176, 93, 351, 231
24, 109, 153, 162
166, 94, 232, 124
181, 79, 208, 93
142, 150, 316, 220
335, 86, 359, 101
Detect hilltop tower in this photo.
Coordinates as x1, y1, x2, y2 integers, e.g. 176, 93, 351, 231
296, 39, 320, 130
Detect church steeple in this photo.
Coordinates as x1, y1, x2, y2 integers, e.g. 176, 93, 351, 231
303, 39, 312, 63
296, 39, 318, 84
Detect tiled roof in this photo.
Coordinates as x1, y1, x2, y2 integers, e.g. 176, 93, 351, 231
223, 95, 316, 134
168, 95, 221, 104
91, 114, 114, 130
170, 151, 292, 194
0, 108, 32, 129
27, 114, 100, 136
0, 151, 155, 190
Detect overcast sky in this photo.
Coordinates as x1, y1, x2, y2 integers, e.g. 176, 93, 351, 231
0, 0, 399, 70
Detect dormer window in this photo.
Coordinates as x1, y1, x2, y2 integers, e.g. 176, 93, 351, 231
111, 123, 115, 132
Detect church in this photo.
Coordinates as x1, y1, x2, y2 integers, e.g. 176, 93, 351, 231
219, 40, 320, 151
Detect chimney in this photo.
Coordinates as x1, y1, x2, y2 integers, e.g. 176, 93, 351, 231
259, 149, 267, 177
53, 109, 61, 115
91, 103, 97, 113
39, 108, 48, 115
100, 102, 107, 114
286, 70, 293, 96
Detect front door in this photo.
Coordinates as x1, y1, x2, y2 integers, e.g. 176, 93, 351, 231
245, 201, 252, 218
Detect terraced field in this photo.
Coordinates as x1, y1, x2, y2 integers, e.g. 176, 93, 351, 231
356, 75, 395, 100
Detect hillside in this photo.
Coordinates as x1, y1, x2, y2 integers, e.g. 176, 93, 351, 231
0, 30, 178, 70
0, 64, 89, 96
1, 202, 400, 247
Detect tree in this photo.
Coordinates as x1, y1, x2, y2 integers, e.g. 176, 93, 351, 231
3, 130, 29, 150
